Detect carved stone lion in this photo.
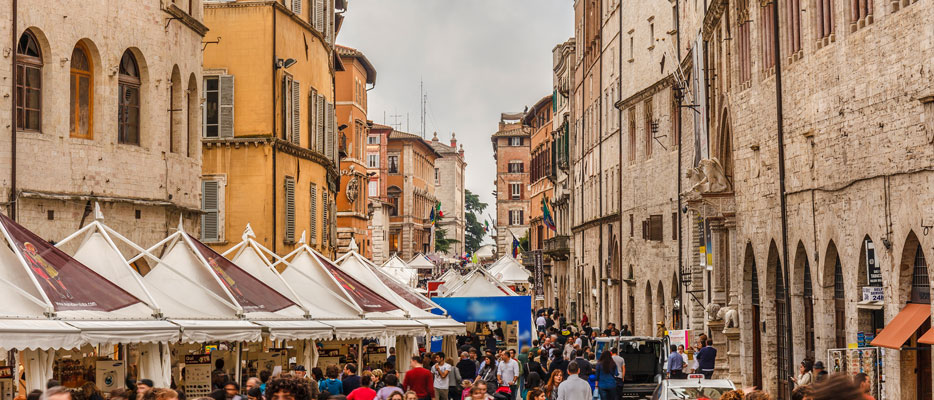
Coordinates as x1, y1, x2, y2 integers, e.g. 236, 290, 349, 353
684, 158, 731, 195
718, 306, 739, 329
705, 303, 722, 321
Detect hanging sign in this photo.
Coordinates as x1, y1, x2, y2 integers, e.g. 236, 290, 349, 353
865, 240, 881, 287
184, 354, 212, 398
534, 250, 544, 301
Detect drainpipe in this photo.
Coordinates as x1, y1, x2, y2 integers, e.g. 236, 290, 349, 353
597, 9, 604, 326
617, 0, 624, 327
271, 8, 278, 252
9, 0, 16, 220
772, 0, 794, 394
674, 0, 683, 330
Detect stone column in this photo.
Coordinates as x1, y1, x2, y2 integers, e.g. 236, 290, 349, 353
707, 320, 729, 378
723, 327, 743, 387
724, 220, 739, 307
710, 220, 728, 306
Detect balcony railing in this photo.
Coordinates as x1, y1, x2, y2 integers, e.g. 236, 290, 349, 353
544, 235, 570, 259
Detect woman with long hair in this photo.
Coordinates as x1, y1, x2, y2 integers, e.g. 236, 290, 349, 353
525, 389, 544, 400
477, 355, 498, 395
595, 351, 618, 400
543, 370, 563, 400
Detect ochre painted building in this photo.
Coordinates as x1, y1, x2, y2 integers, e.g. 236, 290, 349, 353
492, 116, 531, 256
526, 95, 554, 304
386, 131, 439, 260
200, 0, 343, 257
334, 45, 376, 258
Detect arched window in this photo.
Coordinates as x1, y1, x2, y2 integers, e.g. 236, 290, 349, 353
70, 43, 93, 139
15, 31, 42, 132
803, 258, 815, 360
834, 257, 846, 348
118, 50, 141, 145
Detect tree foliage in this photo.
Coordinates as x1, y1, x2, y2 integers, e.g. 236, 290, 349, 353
433, 212, 458, 254
464, 189, 488, 254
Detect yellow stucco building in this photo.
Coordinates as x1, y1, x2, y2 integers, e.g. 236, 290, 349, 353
200, 0, 344, 257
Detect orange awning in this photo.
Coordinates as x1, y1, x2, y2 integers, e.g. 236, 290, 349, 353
919, 327, 934, 345
870, 303, 931, 349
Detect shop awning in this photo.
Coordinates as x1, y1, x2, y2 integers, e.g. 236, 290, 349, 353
254, 320, 334, 341
170, 319, 262, 343
369, 319, 427, 337
65, 320, 181, 346
322, 319, 387, 340
418, 318, 466, 336
870, 303, 931, 349
0, 319, 82, 350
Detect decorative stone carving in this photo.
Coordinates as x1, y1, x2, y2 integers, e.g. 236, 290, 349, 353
346, 176, 359, 203
684, 158, 731, 195
717, 305, 739, 328
705, 302, 722, 321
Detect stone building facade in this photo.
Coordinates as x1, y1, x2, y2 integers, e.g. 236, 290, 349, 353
335, 45, 375, 258
200, 0, 342, 258
386, 130, 438, 260
0, 0, 205, 250
568, 0, 622, 328
546, 38, 575, 315
429, 133, 466, 257
492, 117, 531, 256
604, 0, 934, 398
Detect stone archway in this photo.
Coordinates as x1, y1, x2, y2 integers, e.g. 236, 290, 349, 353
822, 241, 846, 349
896, 231, 932, 400
715, 108, 735, 185
768, 241, 790, 399
656, 282, 666, 335
792, 241, 815, 361
644, 282, 654, 336
742, 242, 762, 389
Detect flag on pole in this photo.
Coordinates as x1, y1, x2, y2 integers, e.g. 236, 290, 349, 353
511, 232, 521, 258
471, 252, 479, 264
483, 220, 490, 233
542, 197, 557, 232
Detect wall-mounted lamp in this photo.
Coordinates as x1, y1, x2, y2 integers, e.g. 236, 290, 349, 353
275, 58, 297, 69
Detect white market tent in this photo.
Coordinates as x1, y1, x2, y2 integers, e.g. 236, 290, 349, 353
438, 266, 518, 298
334, 246, 466, 337
223, 226, 380, 340
0, 211, 176, 391
486, 256, 532, 285
406, 253, 435, 270
380, 254, 418, 288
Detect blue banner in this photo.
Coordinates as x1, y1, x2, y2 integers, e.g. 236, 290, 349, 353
431, 296, 534, 350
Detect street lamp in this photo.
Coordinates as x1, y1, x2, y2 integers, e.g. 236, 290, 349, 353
275, 58, 297, 69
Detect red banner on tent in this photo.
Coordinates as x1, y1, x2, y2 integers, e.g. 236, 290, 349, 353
0, 214, 141, 312
314, 253, 399, 313
187, 234, 296, 313
372, 267, 434, 310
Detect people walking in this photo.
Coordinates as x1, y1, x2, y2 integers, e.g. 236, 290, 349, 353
791, 359, 813, 388
431, 353, 453, 400
403, 356, 435, 400
543, 370, 563, 400
555, 362, 591, 400
497, 351, 520, 399
319, 365, 344, 395
478, 355, 499, 394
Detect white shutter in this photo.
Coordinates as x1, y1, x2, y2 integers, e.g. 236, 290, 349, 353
330, 198, 337, 244
310, 183, 318, 243
292, 0, 302, 15
201, 180, 220, 241
315, 0, 325, 32
219, 75, 235, 138
291, 80, 301, 145
317, 94, 325, 154
284, 177, 296, 242
326, 0, 333, 43
324, 101, 332, 161
322, 190, 329, 246
308, 88, 317, 151
327, 102, 336, 162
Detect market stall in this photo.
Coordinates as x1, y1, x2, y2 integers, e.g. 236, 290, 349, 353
0, 212, 177, 394
380, 255, 418, 288
486, 256, 532, 287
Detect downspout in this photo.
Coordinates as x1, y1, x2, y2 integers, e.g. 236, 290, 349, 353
772, 1, 794, 394
9, 0, 16, 220
271, 7, 278, 253
597, 14, 604, 326
617, 0, 624, 327
674, 0, 683, 330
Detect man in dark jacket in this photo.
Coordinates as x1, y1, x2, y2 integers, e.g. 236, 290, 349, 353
695, 339, 717, 379
572, 350, 592, 378
456, 352, 478, 381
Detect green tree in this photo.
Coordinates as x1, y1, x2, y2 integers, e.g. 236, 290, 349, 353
464, 189, 488, 254
433, 212, 458, 254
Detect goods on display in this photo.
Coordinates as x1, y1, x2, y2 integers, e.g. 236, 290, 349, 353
184, 354, 212, 398
95, 361, 125, 394
0, 366, 14, 400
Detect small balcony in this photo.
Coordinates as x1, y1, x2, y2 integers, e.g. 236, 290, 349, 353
544, 235, 570, 260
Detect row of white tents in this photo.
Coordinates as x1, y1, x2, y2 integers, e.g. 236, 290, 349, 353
431, 256, 530, 298
0, 204, 464, 392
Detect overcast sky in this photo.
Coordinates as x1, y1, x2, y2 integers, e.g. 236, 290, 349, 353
339, 0, 573, 241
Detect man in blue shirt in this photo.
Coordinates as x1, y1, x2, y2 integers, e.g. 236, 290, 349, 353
666, 345, 684, 379
695, 339, 717, 379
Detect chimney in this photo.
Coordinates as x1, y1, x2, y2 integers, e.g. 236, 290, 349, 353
459, 144, 464, 157
431, 131, 439, 143
450, 132, 457, 148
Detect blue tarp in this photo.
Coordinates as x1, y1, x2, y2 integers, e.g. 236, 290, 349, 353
431, 296, 534, 351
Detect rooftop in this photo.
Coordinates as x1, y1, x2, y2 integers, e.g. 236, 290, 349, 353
335, 44, 377, 84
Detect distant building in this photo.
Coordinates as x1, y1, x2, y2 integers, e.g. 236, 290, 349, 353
0, 0, 205, 248
367, 123, 393, 264
492, 113, 531, 256
386, 130, 439, 260
526, 95, 554, 306
429, 132, 467, 257
335, 45, 376, 258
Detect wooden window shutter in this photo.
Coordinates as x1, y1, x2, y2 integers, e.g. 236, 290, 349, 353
310, 183, 318, 243
219, 75, 235, 138
649, 214, 663, 241
330, 199, 337, 244
322, 190, 329, 245
292, 0, 302, 15
315, 0, 325, 32
201, 180, 220, 241
326, 0, 333, 43
281, 76, 289, 140
284, 177, 296, 243
317, 94, 325, 154
291, 80, 301, 145
308, 88, 318, 150
328, 102, 336, 161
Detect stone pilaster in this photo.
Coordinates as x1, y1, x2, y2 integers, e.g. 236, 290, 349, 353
723, 327, 743, 387
707, 320, 729, 379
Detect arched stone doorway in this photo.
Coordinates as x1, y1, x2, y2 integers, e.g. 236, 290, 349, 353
656, 282, 666, 334
792, 241, 815, 361
644, 282, 654, 336
743, 242, 762, 389
768, 241, 790, 399
823, 241, 846, 349
895, 231, 931, 399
